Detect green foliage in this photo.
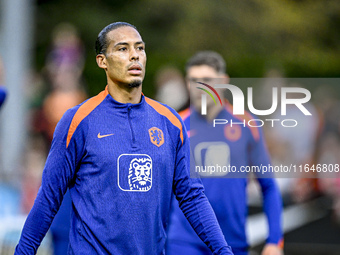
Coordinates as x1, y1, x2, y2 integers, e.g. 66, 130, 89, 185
35, 0, 340, 97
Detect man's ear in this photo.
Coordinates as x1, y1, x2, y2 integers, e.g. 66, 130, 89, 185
185, 77, 190, 90
96, 54, 107, 69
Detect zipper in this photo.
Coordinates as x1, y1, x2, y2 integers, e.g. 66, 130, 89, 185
127, 106, 136, 143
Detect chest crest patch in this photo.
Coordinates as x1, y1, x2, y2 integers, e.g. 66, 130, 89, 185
148, 127, 164, 147
117, 154, 152, 192
224, 124, 242, 142
128, 157, 152, 191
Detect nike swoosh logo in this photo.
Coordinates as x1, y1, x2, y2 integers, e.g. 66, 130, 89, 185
97, 133, 114, 138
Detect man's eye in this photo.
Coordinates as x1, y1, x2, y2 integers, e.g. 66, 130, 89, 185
201, 78, 214, 83
137, 46, 144, 51
188, 78, 199, 83
119, 47, 127, 51
188, 78, 213, 83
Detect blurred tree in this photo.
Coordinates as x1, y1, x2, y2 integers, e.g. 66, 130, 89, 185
34, 0, 340, 97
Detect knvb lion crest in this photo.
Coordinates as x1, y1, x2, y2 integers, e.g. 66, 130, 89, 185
117, 154, 152, 192
128, 157, 152, 191
148, 127, 164, 147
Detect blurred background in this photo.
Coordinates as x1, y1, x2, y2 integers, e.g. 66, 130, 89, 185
0, 0, 339, 254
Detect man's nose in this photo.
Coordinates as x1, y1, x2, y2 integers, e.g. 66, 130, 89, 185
130, 48, 139, 61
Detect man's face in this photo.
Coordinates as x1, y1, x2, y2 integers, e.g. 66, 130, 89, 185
98, 26, 146, 87
186, 65, 226, 112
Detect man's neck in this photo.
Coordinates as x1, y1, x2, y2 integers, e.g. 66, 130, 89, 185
108, 83, 142, 104
206, 105, 223, 121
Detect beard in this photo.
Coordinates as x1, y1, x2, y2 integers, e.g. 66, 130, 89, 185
128, 80, 142, 88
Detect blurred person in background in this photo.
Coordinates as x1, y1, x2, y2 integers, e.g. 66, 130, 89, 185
265, 83, 321, 204
0, 87, 6, 108
0, 56, 18, 217
312, 85, 340, 224
0, 57, 19, 217
22, 23, 87, 255
36, 22, 87, 146
15, 22, 234, 255
154, 66, 189, 112
166, 51, 283, 255
255, 74, 322, 204
42, 24, 86, 255
0, 56, 7, 108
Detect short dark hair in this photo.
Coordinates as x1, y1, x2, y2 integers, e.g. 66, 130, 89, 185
185, 51, 226, 74
95, 22, 138, 55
